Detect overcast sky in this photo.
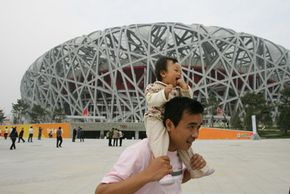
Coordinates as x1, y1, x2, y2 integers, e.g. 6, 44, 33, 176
1, 0, 290, 116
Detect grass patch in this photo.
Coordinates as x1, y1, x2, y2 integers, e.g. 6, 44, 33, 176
258, 129, 290, 139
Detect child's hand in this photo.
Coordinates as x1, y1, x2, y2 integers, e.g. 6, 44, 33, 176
164, 84, 173, 99
190, 153, 206, 170
176, 79, 188, 90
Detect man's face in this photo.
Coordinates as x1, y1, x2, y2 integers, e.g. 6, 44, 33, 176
167, 111, 202, 151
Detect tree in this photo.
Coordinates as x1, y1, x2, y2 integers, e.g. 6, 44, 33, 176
0, 109, 6, 124
205, 94, 220, 127
277, 87, 290, 134
241, 92, 272, 131
12, 99, 29, 124
230, 112, 243, 130
28, 104, 48, 123
51, 107, 65, 123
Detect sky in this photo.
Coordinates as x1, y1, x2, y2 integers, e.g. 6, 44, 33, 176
0, 0, 290, 116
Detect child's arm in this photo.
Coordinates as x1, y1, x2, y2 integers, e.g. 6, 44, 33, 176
177, 79, 193, 98
145, 84, 172, 107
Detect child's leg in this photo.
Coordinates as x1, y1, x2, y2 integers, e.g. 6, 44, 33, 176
178, 148, 215, 179
144, 117, 169, 157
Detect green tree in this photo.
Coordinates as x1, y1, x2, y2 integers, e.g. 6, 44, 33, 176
29, 104, 48, 123
241, 92, 272, 131
205, 94, 220, 127
0, 109, 6, 124
230, 112, 243, 130
12, 99, 29, 124
277, 87, 290, 134
51, 107, 65, 123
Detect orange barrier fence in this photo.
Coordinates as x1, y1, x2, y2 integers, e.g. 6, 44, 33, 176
199, 127, 253, 140
0, 123, 70, 138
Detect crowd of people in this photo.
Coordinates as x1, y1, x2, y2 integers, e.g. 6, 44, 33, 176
0, 125, 126, 150
0, 126, 65, 149
105, 128, 124, 147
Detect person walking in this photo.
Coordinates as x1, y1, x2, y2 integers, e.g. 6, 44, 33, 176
9, 127, 18, 150
38, 127, 42, 140
80, 128, 85, 142
72, 128, 77, 142
28, 126, 34, 142
118, 129, 124, 147
56, 127, 63, 148
112, 128, 119, 146
4, 127, 9, 140
18, 128, 25, 143
106, 129, 113, 146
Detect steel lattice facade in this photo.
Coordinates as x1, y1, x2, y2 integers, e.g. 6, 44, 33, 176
21, 22, 290, 122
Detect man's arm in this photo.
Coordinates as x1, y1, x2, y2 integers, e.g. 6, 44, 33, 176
95, 171, 151, 194
95, 156, 172, 194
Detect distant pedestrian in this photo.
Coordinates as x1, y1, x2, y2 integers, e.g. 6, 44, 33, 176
72, 128, 77, 142
80, 128, 85, 142
0, 128, 2, 139
112, 128, 119, 146
38, 127, 42, 140
118, 129, 124, 147
28, 126, 34, 142
77, 127, 84, 142
48, 129, 53, 138
106, 129, 113, 146
9, 127, 18, 150
56, 127, 63, 148
4, 127, 9, 140
18, 128, 25, 143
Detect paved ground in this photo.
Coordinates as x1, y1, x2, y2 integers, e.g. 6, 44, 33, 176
0, 137, 289, 194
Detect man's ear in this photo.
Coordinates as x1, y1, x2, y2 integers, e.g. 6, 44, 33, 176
165, 119, 174, 132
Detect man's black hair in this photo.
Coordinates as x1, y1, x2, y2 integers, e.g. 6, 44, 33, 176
163, 97, 204, 127
155, 56, 178, 81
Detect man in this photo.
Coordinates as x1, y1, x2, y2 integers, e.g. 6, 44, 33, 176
38, 127, 42, 140
18, 128, 25, 143
56, 127, 63, 148
28, 126, 34, 142
72, 128, 77, 142
95, 97, 209, 194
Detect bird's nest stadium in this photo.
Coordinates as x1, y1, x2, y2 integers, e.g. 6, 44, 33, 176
21, 22, 290, 122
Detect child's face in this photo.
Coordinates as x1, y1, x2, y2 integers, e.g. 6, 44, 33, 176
161, 61, 182, 86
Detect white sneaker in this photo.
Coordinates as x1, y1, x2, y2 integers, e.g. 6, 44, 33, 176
159, 174, 175, 185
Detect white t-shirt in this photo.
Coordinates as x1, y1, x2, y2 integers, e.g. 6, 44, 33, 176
101, 139, 183, 194
29, 128, 34, 134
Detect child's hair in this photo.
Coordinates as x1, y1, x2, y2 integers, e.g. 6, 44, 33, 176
163, 96, 204, 127
155, 56, 178, 81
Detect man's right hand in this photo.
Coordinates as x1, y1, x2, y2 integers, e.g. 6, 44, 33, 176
143, 156, 172, 182
164, 85, 173, 99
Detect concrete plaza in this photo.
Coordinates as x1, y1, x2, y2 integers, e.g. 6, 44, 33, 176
0, 137, 289, 194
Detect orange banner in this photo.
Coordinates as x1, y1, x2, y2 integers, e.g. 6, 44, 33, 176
0, 123, 71, 138
199, 127, 253, 140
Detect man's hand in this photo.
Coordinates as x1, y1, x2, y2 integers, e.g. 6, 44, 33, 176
143, 156, 172, 182
190, 153, 206, 170
164, 84, 173, 99
176, 79, 188, 90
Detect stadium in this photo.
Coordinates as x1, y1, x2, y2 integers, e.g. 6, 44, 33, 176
21, 22, 290, 122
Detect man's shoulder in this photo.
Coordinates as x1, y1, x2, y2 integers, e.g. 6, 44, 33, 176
126, 139, 150, 151
122, 139, 152, 159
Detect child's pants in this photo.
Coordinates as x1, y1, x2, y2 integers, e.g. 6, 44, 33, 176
144, 116, 169, 157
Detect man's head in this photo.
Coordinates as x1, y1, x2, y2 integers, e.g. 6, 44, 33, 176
163, 97, 204, 151
155, 56, 181, 86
